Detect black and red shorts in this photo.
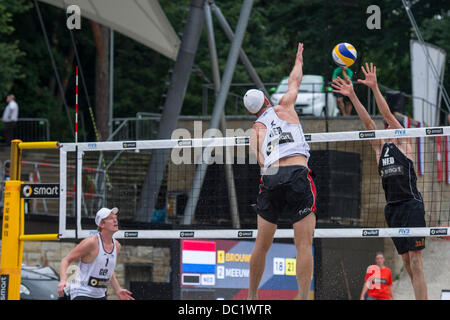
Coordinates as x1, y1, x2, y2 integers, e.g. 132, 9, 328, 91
255, 165, 317, 225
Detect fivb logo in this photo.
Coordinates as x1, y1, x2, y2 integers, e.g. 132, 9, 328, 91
66, 5, 81, 30
394, 129, 406, 136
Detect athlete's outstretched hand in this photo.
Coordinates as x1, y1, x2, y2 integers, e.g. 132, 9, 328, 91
296, 42, 304, 65
331, 76, 354, 97
57, 280, 68, 297
358, 62, 378, 89
116, 288, 134, 300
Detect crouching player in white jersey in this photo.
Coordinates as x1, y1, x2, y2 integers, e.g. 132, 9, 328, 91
244, 43, 317, 300
57, 207, 134, 300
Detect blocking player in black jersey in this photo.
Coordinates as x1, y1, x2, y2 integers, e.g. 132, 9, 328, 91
331, 62, 427, 300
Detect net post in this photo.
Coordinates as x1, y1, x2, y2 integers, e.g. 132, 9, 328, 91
0, 140, 23, 300
9, 139, 22, 180
0, 181, 23, 300
20, 234, 59, 241
18, 141, 60, 149
0, 141, 62, 299
59, 147, 67, 238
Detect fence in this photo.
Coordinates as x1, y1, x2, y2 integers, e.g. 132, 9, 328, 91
110, 113, 161, 141
0, 118, 50, 142
202, 81, 374, 116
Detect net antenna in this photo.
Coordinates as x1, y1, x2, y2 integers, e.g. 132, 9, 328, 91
58, 126, 450, 240
74, 66, 79, 239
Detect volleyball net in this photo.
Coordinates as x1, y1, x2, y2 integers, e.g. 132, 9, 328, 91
57, 126, 450, 239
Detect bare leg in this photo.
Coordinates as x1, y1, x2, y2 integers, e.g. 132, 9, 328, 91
409, 250, 427, 300
344, 101, 352, 116
337, 97, 345, 115
293, 213, 316, 300
248, 215, 277, 300
401, 253, 413, 282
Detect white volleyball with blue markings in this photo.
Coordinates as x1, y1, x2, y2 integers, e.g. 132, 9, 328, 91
332, 43, 357, 67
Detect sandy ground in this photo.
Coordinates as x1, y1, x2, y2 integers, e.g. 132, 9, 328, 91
392, 238, 450, 300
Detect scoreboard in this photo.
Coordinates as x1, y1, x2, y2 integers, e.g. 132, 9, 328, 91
179, 239, 314, 300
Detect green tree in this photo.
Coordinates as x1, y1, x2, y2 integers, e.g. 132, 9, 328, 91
0, 0, 31, 98
12, 4, 96, 141
4, 0, 450, 141
161, 0, 290, 116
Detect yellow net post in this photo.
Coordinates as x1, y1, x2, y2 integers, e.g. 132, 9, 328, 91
0, 180, 23, 300
0, 140, 60, 300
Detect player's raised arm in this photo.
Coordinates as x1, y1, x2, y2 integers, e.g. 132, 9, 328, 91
332, 77, 376, 130
358, 63, 412, 155
358, 63, 403, 130
249, 123, 266, 169
332, 76, 383, 158
278, 43, 304, 109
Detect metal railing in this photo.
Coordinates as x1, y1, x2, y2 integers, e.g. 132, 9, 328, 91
109, 114, 160, 141
106, 82, 448, 142
378, 83, 448, 126
0, 118, 50, 142
201, 81, 370, 117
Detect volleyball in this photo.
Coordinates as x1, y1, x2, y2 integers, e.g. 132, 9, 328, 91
332, 43, 357, 67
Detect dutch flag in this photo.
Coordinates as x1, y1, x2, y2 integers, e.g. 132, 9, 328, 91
182, 240, 216, 274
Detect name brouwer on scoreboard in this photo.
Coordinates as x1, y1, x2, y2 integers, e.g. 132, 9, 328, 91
21, 183, 59, 199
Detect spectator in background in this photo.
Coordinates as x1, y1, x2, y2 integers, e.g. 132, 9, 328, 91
332, 66, 353, 116
360, 252, 394, 300
2, 94, 19, 145
3, 162, 10, 181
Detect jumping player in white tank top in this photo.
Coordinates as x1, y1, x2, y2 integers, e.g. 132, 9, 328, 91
244, 43, 316, 300
57, 207, 134, 300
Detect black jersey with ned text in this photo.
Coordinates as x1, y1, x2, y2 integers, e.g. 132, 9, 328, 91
377, 142, 422, 203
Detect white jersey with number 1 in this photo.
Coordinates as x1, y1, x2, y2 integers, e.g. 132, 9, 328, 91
70, 233, 117, 299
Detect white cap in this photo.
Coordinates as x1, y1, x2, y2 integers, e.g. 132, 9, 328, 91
243, 89, 265, 114
95, 207, 118, 226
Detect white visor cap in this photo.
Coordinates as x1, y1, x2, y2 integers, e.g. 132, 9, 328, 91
95, 207, 119, 226
243, 89, 265, 114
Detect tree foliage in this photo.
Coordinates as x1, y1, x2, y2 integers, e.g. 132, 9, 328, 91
2, 0, 449, 141
0, 0, 31, 98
